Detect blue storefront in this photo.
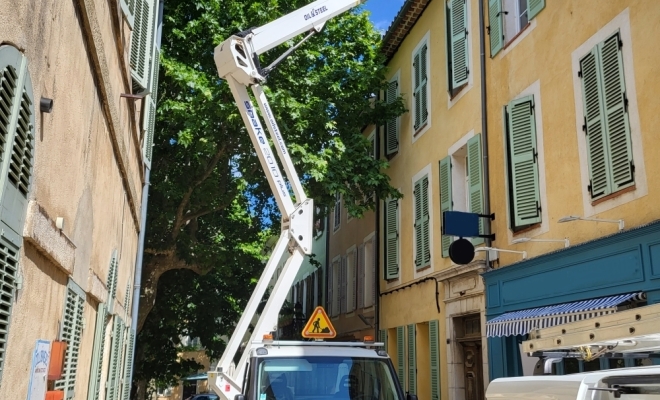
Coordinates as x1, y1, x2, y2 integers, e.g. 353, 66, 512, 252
482, 220, 660, 379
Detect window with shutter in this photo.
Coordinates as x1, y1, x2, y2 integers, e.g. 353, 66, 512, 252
107, 316, 126, 400
396, 326, 405, 387
0, 45, 34, 384
340, 256, 347, 314
0, 238, 18, 381
55, 280, 86, 399
119, 0, 136, 28
467, 135, 484, 245
333, 193, 341, 232
580, 32, 634, 201
439, 157, 453, 257
357, 245, 365, 309
384, 198, 399, 280
413, 43, 428, 133
371, 236, 377, 305
407, 324, 417, 394
349, 250, 357, 312
143, 47, 160, 168
413, 176, 430, 270
0, 45, 35, 249
385, 78, 399, 156
447, 0, 469, 92
107, 250, 119, 314
87, 303, 108, 400
130, 0, 157, 89
505, 95, 541, 228
429, 320, 440, 400
489, 0, 544, 57
120, 329, 135, 400
378, 329, 388, 353
488, 0, 504, 56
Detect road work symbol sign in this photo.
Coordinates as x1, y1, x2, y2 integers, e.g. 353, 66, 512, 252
302, 306, 336, 339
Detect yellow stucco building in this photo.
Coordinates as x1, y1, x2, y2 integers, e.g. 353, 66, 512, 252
337, 0, 660, 399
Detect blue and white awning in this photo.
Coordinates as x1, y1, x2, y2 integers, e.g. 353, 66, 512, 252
486, 292, 646, 337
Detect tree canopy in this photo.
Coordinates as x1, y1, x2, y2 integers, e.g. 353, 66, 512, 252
134, 0, 405, 395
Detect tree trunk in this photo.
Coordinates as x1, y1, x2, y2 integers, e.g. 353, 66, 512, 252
136, 251, 205, 334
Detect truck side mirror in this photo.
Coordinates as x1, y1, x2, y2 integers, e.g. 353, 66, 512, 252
235, 394, 246, 400
407, 394, 418, 400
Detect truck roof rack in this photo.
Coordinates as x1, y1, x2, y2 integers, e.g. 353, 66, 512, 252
252, 340, 385, 348
523, 302, 660, 357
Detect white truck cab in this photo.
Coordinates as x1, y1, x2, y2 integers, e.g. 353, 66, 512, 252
235, 339, 406, 400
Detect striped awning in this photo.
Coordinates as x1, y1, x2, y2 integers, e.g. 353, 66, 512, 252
486, 292, 646, 337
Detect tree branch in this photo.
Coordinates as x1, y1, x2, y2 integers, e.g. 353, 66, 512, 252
171, 143, 228, 242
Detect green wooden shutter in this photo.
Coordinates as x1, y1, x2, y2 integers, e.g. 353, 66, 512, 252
130, 0, 156, 89
507, 96, 541, 227
580, 48, 610, 200
420, 45, 429, 127
0, 45, 35, 249
340, 255, 347, 314
119, 0, 136, 27
396, 326, 405, 387
467, 135, 484, 244
107, 317, 124, 400
143, 47, 160, 168
409, 177, 429, 270
121, 329, 135, 400
413, 51, 422, 130
357, 245, 364, 309
421, 176, 431, 267
600, 33, 634, 192
385, 198, 399, 279
386, 79, 399, 155
378, 329, 388, 353
439, 157, 453, 258
407, 324, 416, 394
107, 250, 119, 314
413, 179, 423, 269
87, 303, 108, 400
55, 281, 86, 399
327, 261, 333, 316
0, 238, 18, 380
488, 0, 504, 57
429, 320, 440, 400
527, 0, 545, 20
449, 0, 469, 88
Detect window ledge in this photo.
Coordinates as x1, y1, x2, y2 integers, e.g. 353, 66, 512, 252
502, 23, 532, 52
87, 269, 109, 304
22, 200, 76, 275
511, 222, 542, 235
591, 185, 636, 206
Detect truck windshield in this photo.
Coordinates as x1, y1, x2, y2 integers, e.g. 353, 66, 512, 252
255, 357, 402, 400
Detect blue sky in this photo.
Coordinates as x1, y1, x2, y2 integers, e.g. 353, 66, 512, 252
361, 0, 405, 34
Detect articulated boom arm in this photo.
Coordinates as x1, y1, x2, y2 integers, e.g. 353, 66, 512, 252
209, 1, 362, 399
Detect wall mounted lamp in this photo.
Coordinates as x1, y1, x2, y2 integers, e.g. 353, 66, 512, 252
120, 90, 150, 100
40, 97, 53, 113
558, 215, 624, 231
512, 237, 570, 248
475, 246, 527, 260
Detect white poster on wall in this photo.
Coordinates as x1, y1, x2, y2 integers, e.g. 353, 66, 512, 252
27, 340, 51, 400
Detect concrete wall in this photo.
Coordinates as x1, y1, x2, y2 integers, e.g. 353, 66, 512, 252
0, 0, 146, 397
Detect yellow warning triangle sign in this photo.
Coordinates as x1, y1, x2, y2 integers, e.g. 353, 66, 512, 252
302, 306, 336, 339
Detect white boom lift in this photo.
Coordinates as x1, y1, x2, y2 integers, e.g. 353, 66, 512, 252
207, 2, 364, 400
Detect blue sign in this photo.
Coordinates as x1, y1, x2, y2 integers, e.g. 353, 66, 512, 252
442, 211, 480, 237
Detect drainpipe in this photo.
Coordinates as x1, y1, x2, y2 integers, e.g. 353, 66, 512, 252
478, 0, 493, 269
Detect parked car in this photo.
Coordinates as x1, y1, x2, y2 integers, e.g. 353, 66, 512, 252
189, 394, 219, 400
